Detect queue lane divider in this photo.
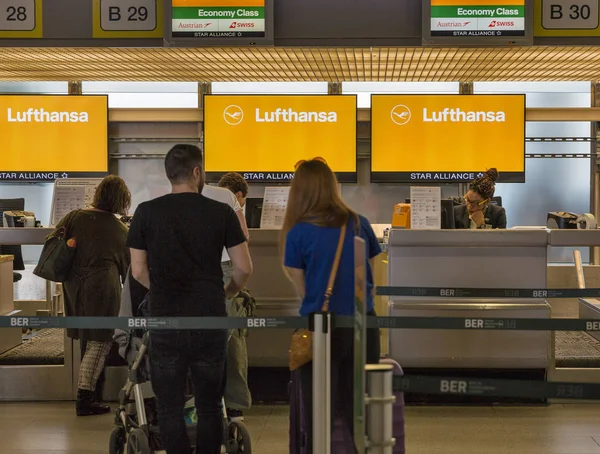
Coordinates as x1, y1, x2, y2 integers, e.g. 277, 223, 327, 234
376, 286, 600, 299
3, 315, 600, 331
395, 375, 600, 400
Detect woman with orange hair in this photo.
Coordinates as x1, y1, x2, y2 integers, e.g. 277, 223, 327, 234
282, 158, 381, 452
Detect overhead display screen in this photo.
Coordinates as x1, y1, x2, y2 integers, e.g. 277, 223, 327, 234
0, 95, 108, 182
431, 0, 525, 36
370, 94, 525, 183
423, 0, 532, 44
172, 0, 268, 39
204, 95, 357, 183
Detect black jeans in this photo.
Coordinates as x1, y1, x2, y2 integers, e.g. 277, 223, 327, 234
149, 329, 228, 454
299, 311, 380, 453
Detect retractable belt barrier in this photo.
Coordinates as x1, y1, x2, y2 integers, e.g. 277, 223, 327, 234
4, 315, 600, 331
377, 286, 600, 299
394, 375, 600, 400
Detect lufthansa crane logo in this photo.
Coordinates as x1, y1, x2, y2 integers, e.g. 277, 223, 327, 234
223, 105, 244, 126
390, 105, 411, 125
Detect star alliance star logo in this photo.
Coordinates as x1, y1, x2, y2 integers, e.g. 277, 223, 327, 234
477, 173, 484, 178
61, 173, 69, 179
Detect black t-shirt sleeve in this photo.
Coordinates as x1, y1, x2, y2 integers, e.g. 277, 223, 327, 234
225, 206, 247, 250
126, 204, 147, 251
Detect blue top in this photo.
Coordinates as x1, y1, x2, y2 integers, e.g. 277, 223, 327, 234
284, 215, 382, 316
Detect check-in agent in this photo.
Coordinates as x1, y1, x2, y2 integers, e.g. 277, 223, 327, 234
454, 168, 507, 230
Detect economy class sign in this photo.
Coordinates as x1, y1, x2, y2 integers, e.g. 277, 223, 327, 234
370, 94, 526, 184
203, 95, 357, 183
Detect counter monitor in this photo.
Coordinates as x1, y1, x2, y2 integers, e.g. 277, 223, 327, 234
170, 0, 274, 45
203, 94, 358, 183
370, 94, 526, 184
422, 0, 533, 46
0, 95, 108, 182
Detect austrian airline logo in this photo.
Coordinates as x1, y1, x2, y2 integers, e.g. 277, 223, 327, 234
223, 105, 244, 125
436, 21, 470, 28
390, 105, 411, 125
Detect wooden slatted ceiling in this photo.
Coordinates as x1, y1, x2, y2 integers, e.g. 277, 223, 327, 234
0, 46, 599, 81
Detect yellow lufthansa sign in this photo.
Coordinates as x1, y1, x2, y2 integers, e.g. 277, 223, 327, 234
370, 94, 526, 183
204, 95, 357, 183
0, 0, 43, 38
0, 96, 108, 180
92, 0, 164, 38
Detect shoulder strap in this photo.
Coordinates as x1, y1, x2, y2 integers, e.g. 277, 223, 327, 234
51, 209, 80, 239
322, 223, 347, 312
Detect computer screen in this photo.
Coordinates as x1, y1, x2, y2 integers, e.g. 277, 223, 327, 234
204, 94, 357, 184
245, 197, 263, 228
0, 95, 108, 182
441, 199, 456, 230
370, 94, 526, 184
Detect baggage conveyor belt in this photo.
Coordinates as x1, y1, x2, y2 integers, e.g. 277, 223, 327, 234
2, 330, 600, 368
2, 330, 600, 401
0, 329, 64, 365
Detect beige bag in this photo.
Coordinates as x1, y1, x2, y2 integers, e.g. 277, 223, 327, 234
289, 224, 347, 371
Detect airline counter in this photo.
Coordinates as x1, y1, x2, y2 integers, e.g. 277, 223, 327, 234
385, 228, 600, 372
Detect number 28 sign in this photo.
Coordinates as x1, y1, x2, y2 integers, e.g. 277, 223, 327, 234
0, 0, 43, 38
535, 0, 600, 35
92, 0, 164, 38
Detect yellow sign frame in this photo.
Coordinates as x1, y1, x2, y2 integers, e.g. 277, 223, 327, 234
203, 94, 357, 182
0, 95, 108, 174
92, 0, 164, 38
370, 94, 526, 183
534, 0, 600, 36
0, 0, 43, 39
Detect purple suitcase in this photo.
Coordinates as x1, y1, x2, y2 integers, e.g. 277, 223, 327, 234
289, 358, 405, 453
289, 369, 308, 453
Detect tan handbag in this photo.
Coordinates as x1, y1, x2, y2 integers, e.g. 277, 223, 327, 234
289, 224, 347, 371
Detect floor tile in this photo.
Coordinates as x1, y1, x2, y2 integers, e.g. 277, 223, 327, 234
1, 402, 600, 452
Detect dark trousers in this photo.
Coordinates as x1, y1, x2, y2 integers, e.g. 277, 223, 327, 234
149, 329, 228, 454
299, 311, 380, 453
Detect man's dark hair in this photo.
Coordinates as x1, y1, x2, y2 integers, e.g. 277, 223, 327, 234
218, 172, 248, 197
164, 144, 203, 184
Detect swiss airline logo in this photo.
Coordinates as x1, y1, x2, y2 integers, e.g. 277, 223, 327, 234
223, 105, 244, 126
390, 105, 411, 125
229, 21, 255, 29
489, 20, 515, 28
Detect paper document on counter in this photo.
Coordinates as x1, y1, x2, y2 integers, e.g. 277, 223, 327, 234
260, 186, 291, 229
51, 179, 102, 225
410, 186, 441, 230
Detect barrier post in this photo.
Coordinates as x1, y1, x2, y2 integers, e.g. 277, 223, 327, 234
312, 312, 331, 454
354, 237, 367, 452
574, 250, 586, 290
365, 364, 395, 454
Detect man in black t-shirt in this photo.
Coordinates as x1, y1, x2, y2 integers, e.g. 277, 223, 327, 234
127, 144, 252, 454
